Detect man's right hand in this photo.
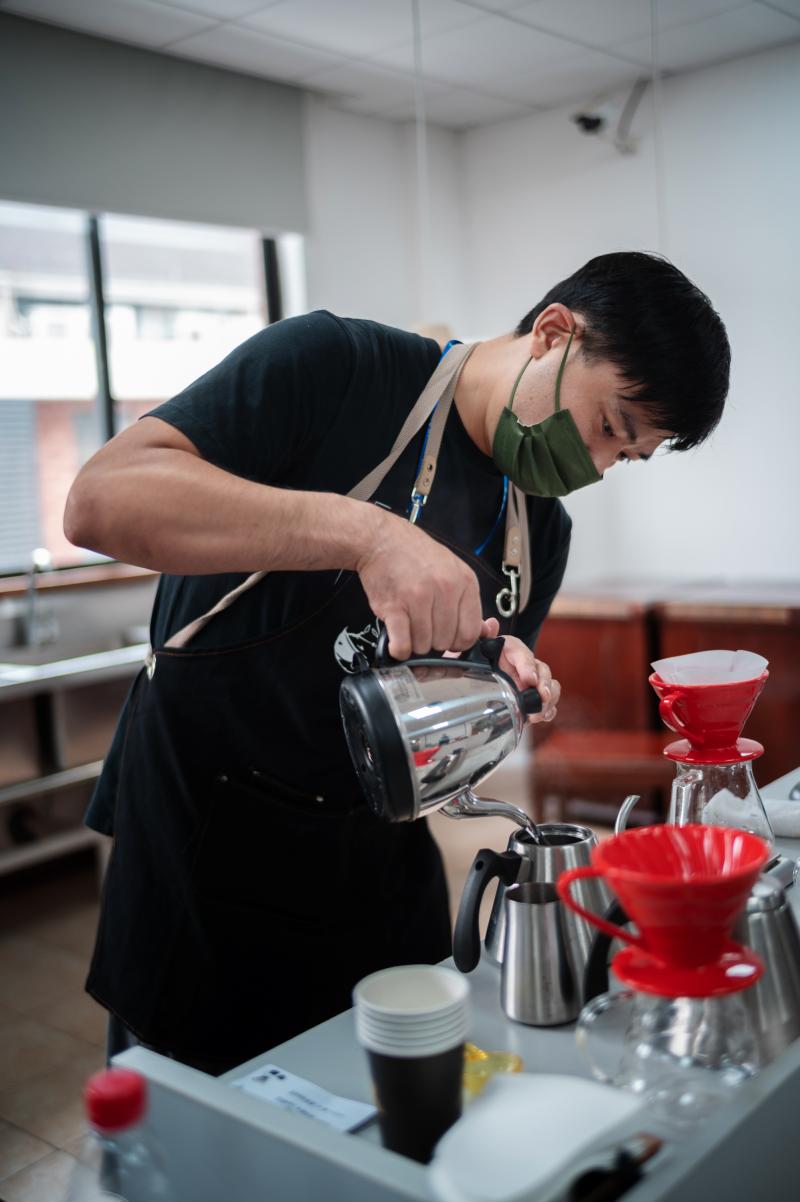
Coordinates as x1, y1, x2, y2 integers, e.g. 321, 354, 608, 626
356, 509, 483, 661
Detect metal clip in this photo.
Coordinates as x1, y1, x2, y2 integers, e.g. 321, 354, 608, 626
408, 492, 426, 525
496, 566, 519, 618
145, 646, 157, 680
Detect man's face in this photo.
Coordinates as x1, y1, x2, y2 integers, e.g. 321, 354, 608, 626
515, 342, 672, 476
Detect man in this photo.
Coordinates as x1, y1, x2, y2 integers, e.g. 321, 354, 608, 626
64, 251, 730, 1073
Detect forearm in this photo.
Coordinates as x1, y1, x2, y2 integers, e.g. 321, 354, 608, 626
64, 445, 383, 576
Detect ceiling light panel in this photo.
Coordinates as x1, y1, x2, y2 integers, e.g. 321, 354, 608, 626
240, 0, 479, 59
375, 11, 579, 80
616, 2, 800, 72
510, 0, 750, 48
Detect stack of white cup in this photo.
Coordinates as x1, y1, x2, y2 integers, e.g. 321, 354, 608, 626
354, 965, 471, 1160
354, 965, 470, 1057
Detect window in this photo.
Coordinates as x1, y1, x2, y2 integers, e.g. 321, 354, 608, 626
0, 201, 100, 571
100, 214, 266, 430
0, 201, 303, 575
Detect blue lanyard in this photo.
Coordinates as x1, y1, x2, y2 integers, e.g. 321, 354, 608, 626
408, 340, 509, 558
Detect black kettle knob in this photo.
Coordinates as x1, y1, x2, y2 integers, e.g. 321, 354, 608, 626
519, 687, 543, 715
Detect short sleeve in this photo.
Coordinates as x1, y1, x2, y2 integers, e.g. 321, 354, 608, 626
146, 311, 354, 486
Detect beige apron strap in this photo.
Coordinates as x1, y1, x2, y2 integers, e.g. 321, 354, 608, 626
516, 486, 532, 613
495, 485, 531, 619
162, 344, 476, 652
349, 343, 474, 504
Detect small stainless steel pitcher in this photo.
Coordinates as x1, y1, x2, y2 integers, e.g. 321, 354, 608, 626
500, 882, 582, 1026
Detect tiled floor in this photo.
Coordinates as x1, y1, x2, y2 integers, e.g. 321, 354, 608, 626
0, 851, 106, 1200
0, 749, 611, 1199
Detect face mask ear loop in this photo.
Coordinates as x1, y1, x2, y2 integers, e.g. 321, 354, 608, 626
553, 328, 575, 414
507, 357, 531, 413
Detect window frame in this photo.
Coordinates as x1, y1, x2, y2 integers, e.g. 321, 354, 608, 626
0, 207, 279, 579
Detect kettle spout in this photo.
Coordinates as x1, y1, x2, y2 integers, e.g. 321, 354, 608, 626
441, 789, 542, 844
614, 794, 642, 835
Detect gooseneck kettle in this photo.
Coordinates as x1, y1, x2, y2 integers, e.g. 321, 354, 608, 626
339, 629, 542, 830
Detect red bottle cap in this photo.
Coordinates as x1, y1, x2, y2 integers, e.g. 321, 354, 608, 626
84, 1069, 147, 1132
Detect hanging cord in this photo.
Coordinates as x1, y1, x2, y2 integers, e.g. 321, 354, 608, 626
651, 0, 668, 254
411, 0, 431, 324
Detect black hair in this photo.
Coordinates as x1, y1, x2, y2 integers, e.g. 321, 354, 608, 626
515, 251, 730, 450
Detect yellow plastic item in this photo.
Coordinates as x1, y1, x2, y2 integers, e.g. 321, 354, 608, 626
463, 1043, 523, 1098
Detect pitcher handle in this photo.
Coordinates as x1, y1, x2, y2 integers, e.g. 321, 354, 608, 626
557, 867, 644, 950
576, 990, 635, 1086
659, 690, 705, 746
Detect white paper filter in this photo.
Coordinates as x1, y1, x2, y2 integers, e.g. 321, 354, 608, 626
651, 649, 768, 685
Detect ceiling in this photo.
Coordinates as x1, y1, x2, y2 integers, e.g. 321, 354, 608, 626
3, 0, 800, 129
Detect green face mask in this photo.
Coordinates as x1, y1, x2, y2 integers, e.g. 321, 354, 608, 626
492, 330, 602, 497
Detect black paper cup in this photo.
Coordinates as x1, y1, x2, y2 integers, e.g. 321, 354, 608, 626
367, 1040, 464, 1163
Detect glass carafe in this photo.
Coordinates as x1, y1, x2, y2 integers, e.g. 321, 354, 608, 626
670, 762, 774, 852
577, 988, 760, 1126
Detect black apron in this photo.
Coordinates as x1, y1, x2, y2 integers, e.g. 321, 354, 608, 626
87, 344, 531, 1066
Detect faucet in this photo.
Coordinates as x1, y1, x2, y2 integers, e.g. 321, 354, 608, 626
23, 547, 60, 648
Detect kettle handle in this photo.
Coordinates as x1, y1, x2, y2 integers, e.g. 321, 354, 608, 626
373, 626, 543, 714
582, 898, 631, 1003
374, 624, 505, 671
453, 848, 520, 973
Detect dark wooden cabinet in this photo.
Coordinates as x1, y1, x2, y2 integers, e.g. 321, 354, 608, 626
531, 588, 661, 736
528, 581, 800, 820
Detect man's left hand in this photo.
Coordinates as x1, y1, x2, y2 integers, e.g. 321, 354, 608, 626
479, 618, 560, 724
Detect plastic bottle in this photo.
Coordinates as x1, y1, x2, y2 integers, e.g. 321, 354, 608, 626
65, 1068, 174, 1201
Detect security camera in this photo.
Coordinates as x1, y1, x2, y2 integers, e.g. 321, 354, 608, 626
570, 80, 649, 155
572, 112, 606, 135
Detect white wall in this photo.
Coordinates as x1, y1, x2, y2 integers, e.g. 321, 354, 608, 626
459, 40, 800, 585
303, 97, 466, 333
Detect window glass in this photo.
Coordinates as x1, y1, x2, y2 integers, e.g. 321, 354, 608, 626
100, 214, 266, 429
0, 201, 101, 572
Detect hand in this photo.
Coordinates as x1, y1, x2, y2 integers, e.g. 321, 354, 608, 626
357, 511, 483, 661
479, 617, 560, 724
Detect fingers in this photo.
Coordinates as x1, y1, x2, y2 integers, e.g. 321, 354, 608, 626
452, 581, 482, 652
358, 518, 484, 660
383, 610, 412, 662
480, 617, 500, 639
496, 636, 560, 724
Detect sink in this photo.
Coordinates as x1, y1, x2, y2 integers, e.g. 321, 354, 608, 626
0, 640, 149, 771
0, 642, 148, 690
0, 631, 148, 667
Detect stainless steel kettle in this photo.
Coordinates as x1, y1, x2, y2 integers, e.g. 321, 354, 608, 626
732, 866, 800, 1063
339, 630, 542, 827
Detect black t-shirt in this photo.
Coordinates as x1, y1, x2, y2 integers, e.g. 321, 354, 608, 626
86, 311, 571, 833
146, 310, 571, 649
